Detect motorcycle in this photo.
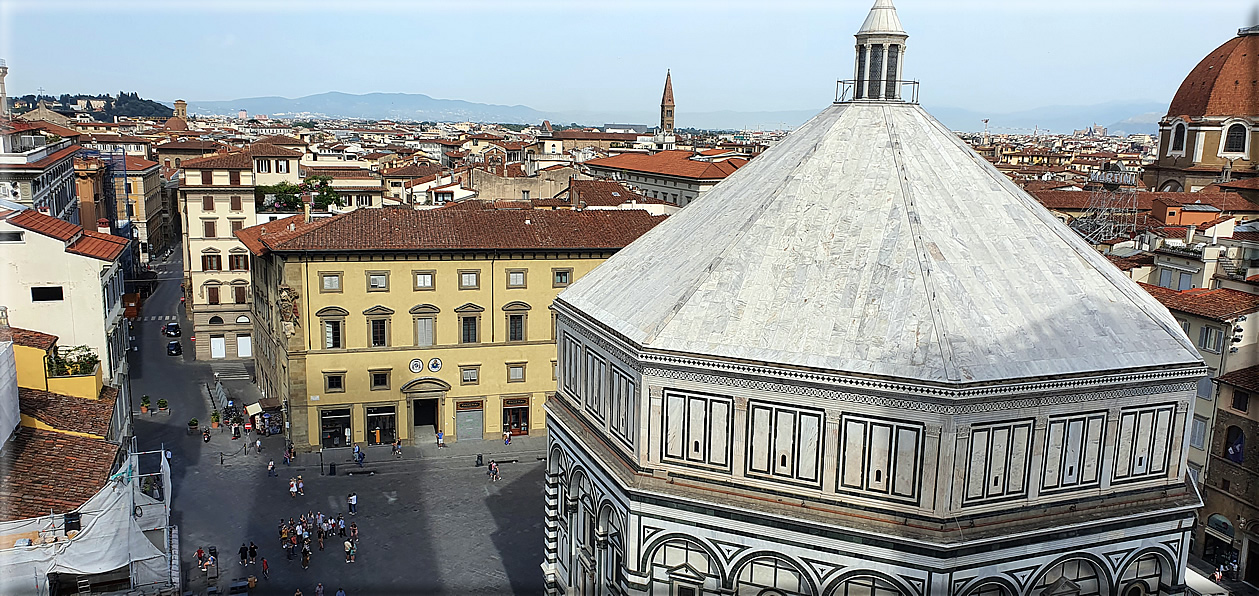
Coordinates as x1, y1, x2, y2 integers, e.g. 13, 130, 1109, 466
202, 429, 211, 443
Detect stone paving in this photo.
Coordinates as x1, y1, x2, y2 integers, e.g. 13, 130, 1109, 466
130, 247, 549, 595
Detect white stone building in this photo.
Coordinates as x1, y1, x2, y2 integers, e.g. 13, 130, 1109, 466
544, 2, 1207, 595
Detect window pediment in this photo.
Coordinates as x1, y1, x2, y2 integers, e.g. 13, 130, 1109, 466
409, 304, 440, 315
229, 247, 248, 254
363, 305, 395, 316
201, 247, 221, 254
502, 301, 532, 312
400, 377, 452, 393
454, 303, 485, 313
316, 306, 349, 317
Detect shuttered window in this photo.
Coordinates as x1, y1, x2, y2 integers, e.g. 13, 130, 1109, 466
415, 317, 434, 347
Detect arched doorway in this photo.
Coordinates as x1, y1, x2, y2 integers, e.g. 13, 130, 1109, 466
401, 377, 450, 444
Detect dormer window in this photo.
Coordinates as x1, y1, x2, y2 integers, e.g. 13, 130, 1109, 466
1225, 123, 1248, 153
1171, 123, 1186, 152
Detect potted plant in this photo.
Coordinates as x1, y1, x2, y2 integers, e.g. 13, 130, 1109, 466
210, 411, 221, 429
188, 418, 198, 430
157, 398, 168, 412
139, 395, 151, 414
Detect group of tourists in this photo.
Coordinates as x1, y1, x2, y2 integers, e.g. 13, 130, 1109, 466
278, 511, 358, 570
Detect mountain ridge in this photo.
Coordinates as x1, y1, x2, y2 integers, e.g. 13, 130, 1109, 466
180, 91, 1166, 135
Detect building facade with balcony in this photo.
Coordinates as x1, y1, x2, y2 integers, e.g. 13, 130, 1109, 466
0, 121, 79, 224
1199, 365, 1259, 581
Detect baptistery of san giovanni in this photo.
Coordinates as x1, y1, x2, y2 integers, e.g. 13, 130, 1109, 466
543, 2, 1207, 595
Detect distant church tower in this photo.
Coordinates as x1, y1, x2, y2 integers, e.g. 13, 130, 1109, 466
853, 0, 907, 100
660, 70, 675, 133
174, 99, 187, 119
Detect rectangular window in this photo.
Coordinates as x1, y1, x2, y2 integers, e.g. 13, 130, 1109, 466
1178, 319, 1191, 334
228, 255, 249, 271
508, 313, 526, 342
30, 286, 64, 302
461, 366, 479, 385
1233, 390, 1250, 413
415, 317, 435, 347
1190, 416, 1207, 450
229, 170, 241, 186
553, 268, 573, 287
324, 320, 342, 349
202, 195, 214, 211
1158, 269, 1173, 289
200, 171, 212, 185
413, 270, 435, 291
203, 220, 216, 238
207, 286, 220, 305
1199, 326, 1224, 353
507, 269, 526, 288
508, 363, 526, 383
325, 373, 345, 393
370, 318, 388, 347
230, 195, 242, 211
202, 254, 222, 271
460, 316, 479, 344
0, 231, 24, 242
1198, 370, 1216, 400
367, 272, 389, 292
230, 219, 244, 234
371, 370, 391, 390
277, 160, 289, 174
234, 285, 247, 304
255, 159, 271, 173
459, 270, 480, 290
321, 273, 342, 293
1178, 272, 1193, 291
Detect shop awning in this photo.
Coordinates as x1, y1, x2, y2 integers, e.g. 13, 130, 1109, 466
245, 402, 263, 417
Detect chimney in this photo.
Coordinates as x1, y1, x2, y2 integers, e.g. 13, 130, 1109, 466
1186, 224, 1196, 244
97, 218, 111, 235
303, 200, 311, 224
0, 305, 9, 343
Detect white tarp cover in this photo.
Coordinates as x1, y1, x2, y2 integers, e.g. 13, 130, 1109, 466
0, 454, 170, 594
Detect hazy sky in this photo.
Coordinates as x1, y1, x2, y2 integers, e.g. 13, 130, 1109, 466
0, 0, 1253, 116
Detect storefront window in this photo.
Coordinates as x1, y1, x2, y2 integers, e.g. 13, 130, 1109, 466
367, 406, 397, 445
321, 408, 352, 449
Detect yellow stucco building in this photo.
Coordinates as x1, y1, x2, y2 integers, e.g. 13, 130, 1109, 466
237, 202, 664, 452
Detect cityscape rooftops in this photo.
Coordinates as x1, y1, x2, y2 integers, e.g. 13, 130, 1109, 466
1140, 283, 1259, 321
584, 150, 747, 180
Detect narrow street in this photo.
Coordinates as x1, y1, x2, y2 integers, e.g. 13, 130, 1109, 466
128, 245, 547, 594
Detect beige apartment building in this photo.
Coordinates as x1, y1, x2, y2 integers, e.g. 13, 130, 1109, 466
235, 203, 664, 452
116, 156, 165, 262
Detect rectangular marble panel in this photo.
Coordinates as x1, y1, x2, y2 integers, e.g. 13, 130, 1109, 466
892, 426, 919, 498
842, 419, 867, 489
798, 413, 821, 482
687, 398, 707, 462
665, 393, 684, 459
749, 405, 772, 474
868, 423, 891, 493
774, 409, 796, 476
710, 400, 730, 467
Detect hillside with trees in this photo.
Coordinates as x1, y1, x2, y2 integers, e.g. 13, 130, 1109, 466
12, 91, 173, 120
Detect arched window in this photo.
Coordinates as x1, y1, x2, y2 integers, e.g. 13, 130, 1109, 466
236, 315, 250, 324
1226, 426, 1245, 463
1172, 123, 1186, 152
1225, 123, 1248, 153
208, 316, 224, 325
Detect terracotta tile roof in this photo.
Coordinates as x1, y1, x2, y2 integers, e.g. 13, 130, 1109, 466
81, 133, 151, 145
67, 230, 129, 261
0, 144, 81, 171
1218, 364, 1259, 394
7, 209, 80, 241
5, 210, 128, 261
10, 326, 57, 350
303, 166, 378, 179
383, 164, 443, 179
1232, 231, 1259, 242
1219, 178, 1259, 191
569, 179, 669, 206
237, 204, 665, 256
1197, 216, 1234, 230
1168, 34, 1259, 118
123, 156, 159, 171
181, 151, 252, 170
1140, 283, 1259, 321
1031, 190, 1259, 213
249, 143, 302, 158
256, 134, 307, 146
155, 139, 227, 152
25, 121, 81, 139
1106, 253, 1155, 271
361, 152, 392, 160
585, 150, 747, 180
19, 386, 117, 437
0, 427, 119, 521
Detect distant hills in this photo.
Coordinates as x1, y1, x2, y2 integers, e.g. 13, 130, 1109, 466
182, 91, 1167, 135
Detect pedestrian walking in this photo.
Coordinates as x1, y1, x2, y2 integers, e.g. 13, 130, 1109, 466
195, 547, 206, 567
261, 557, 269, 579
348, 493, 357, 515
256, 438, 263, 452
297, 476, 305, 496
301, 545, 310, 570
338, 515, 346, 537
353, 443, 361, 460
503, 430, 511, 445
344, 539, 352, 563
295, 590, 303, 596
248, 542, 257, 564
289, 478, 297, 498
349, 542, 356, 563
316, 583, 325, 596
268, 460, 276, 476
350, 522, 358, 542
336, 589, 346, 596
318, 529, 324, 551
238, 543, 248, 566
356, 450, 365, 467
437, 430, 445, 448
488, 460, 500, 481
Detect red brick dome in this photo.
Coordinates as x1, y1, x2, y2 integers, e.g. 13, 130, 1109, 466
163, 116, 188, 131
1168, 31, 1259, 118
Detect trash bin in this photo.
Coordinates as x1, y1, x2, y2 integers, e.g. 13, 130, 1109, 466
476, 454, 483, 467
329, 463, 336, 476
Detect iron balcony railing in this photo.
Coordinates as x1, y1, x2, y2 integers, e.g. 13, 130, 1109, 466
835, 79, 920, 104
